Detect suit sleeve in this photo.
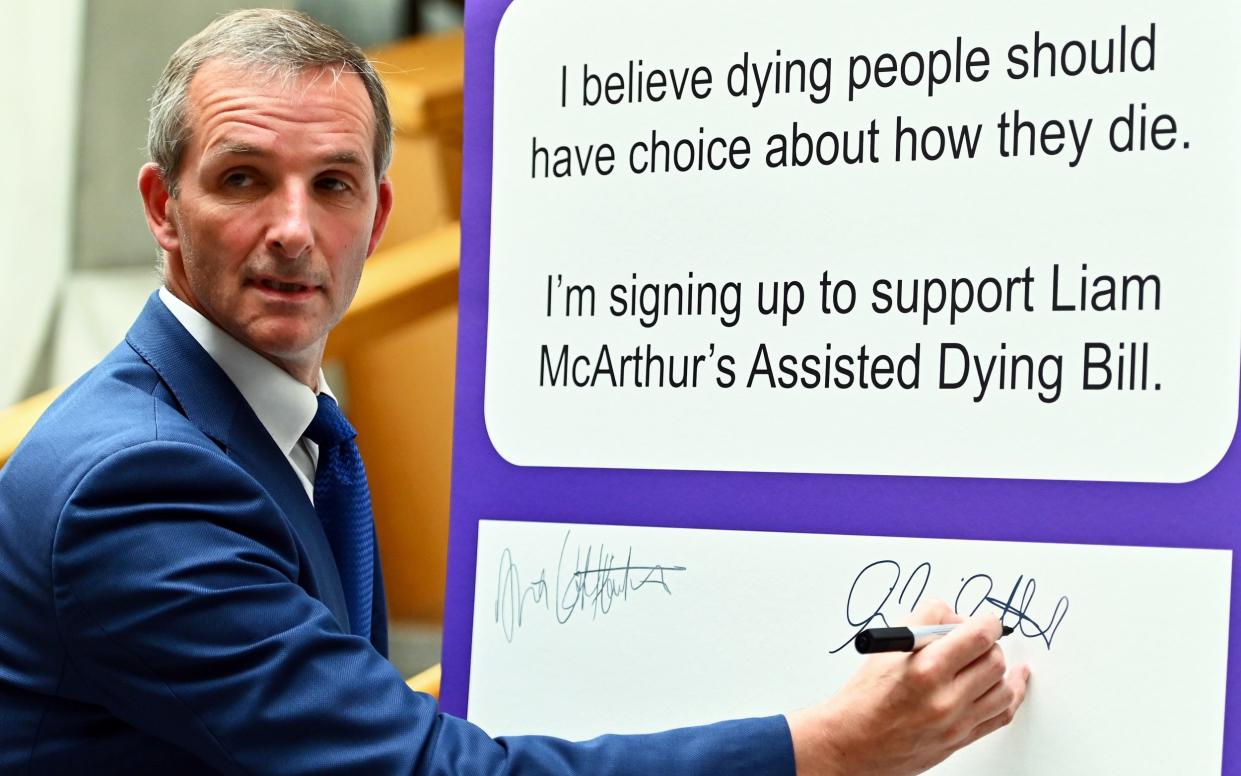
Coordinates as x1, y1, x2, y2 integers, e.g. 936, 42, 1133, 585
52, 440, 794, 775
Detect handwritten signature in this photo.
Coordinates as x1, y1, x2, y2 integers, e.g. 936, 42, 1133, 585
828, 559, 1070, 654
494, 530, 688, 643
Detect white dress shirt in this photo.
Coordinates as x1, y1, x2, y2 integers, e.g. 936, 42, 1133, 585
158, 287, 329, 502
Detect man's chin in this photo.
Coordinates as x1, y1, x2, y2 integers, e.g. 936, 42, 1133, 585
239, 325, 326, 370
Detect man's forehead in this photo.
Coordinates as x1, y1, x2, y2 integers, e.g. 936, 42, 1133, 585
184, 59, 375, 160
189, 59, 371, 111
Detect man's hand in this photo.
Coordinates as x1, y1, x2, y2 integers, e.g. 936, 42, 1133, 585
787, 600, 1030, 776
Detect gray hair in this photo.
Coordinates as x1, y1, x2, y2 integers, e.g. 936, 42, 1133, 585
147, 8, 393, 196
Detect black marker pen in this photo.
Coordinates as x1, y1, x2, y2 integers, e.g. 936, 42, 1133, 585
854, 624, 1016, 654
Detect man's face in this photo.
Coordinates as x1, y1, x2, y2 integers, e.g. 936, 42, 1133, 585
142, 59, 392, 384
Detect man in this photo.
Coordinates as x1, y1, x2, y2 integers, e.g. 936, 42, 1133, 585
0, 9, 1027, 774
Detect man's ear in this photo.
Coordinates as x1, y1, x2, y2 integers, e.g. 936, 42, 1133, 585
138, 163, 180, 254
365, 177, 395, 257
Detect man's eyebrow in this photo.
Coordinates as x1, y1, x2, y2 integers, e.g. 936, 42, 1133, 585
206, 140, 266, 160
205, 141, 364, 168
323, 150, 364, 167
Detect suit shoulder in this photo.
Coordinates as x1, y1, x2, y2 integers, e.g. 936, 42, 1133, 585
2, 341, 219, 505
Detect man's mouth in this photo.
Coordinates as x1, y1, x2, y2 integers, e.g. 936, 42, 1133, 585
255, 278, 317, 295
249, 274, 320, 295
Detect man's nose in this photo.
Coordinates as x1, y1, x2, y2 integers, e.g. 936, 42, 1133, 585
267, 185, 314, 259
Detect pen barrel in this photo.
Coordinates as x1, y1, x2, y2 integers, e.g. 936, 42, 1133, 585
908, 624, 958, 649
911, 630, 951, 650
854, 622, 1006, 654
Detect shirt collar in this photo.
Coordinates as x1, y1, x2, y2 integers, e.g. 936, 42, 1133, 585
157, 287, 331, 457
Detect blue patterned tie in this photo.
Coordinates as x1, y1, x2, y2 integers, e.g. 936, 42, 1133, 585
305, 394, 374, 640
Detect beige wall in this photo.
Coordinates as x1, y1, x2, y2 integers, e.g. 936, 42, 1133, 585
0, 0, 85, 405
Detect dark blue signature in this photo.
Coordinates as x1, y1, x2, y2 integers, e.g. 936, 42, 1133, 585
828, 559, 1069, 654
494, 530, 688, 643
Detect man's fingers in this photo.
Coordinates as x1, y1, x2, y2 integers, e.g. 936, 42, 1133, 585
955, 645, 1007, 701
961, 665, 1031, 747
905, 598, 963, 627
1007, 663, 1031, 710
969, 675, 1012, 722
918, 615, 1002, 676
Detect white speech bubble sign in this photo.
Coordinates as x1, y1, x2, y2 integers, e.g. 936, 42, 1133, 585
485, 0, 1241, 482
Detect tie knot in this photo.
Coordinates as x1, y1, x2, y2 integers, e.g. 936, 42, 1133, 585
305, 394, 356, 448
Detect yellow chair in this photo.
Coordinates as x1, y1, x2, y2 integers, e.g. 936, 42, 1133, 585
0, 389, 59, 469
405, 664, 443, 700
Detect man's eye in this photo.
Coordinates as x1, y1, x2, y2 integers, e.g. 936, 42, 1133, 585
317, 177, 350, 193
223, 172, 254, 188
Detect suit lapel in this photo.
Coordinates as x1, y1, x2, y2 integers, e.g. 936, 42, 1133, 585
124, 293, 352, 633
223, 412, 352, 632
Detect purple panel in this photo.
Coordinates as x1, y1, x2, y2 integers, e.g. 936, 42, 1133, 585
447, 2, 1238, 770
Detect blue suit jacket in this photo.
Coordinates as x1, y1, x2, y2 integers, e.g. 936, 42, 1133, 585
0, 294, 793, 774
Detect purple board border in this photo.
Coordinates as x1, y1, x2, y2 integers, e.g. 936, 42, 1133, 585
444, 2, 1238, 769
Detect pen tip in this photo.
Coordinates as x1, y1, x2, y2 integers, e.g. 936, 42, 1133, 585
1001, 625, 1015, 637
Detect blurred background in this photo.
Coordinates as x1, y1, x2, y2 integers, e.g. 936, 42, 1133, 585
0, 0, 467, 680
